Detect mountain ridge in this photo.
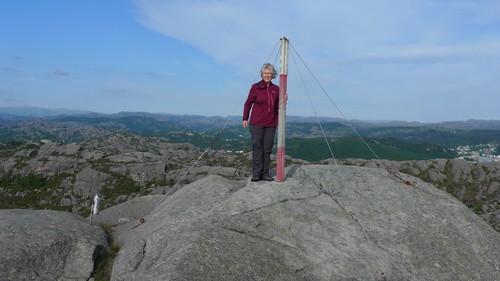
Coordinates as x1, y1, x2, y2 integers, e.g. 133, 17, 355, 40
2, 107, 500, 130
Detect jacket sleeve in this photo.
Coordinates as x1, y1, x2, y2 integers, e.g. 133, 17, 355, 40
243, 86, 255, 121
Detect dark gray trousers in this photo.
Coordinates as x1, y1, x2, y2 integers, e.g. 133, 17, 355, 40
249, 125, 277, 178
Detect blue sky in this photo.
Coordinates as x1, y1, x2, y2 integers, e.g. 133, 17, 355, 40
1, 0, 499, 122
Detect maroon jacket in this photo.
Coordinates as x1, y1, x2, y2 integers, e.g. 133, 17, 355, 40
243, 80, 280, 127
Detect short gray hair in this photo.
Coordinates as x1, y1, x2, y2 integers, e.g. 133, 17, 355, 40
260, 63, 277, 79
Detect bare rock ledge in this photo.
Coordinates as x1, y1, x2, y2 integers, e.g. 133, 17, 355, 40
111, 165, 500, 281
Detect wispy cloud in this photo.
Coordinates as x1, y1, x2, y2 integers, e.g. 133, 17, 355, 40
338, 42, 500, 65
2, 67, 19, 72
104, 88, 128, 94
50, 70, 70, 76
16, 77, 45, 83
140, 71, 175, 77
133, 0, 500, 72
0, 90, 26, 106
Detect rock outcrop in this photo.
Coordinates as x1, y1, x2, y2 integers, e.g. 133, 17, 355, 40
0, 209, 109, 281
110, 165, 500, 281
0, 136, 498, 232
330, 158, 500, 231
0, 135, 256, 213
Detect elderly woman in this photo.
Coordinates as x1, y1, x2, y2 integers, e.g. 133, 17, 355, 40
243, 63, 280, 182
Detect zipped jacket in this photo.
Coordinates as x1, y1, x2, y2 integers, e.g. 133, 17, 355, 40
243, 80, 280, 127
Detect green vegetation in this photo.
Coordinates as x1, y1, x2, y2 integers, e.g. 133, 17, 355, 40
0, 140, 40, 158
92, 226, 120, 281
0, 140, 25, 150
358, 126, 500, 146
1, 173, 46, 191
0, 173, 73, 211
286, 122, 348, 137
99, 174, 142, 207
146, 178, 175, 188
284, 137, 457, 162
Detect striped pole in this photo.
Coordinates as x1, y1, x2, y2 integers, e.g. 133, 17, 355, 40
277, 37, 288, 182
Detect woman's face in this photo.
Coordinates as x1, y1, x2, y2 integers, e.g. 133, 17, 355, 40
262, 69, 273, 83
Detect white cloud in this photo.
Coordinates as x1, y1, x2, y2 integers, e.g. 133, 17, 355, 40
133, 0, 500, 121
338, 41, 500, 65
133, 0, 499, 69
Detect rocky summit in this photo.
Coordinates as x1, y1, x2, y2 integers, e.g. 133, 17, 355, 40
330, 158, 500, 231
110, 165, 500, 281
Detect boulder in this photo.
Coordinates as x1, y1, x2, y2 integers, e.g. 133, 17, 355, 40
111, 165, 500, 281
74, 167, 110, 197
0, 209, 109, 281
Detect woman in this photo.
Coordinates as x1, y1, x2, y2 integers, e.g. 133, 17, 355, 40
243, 63, 280, 182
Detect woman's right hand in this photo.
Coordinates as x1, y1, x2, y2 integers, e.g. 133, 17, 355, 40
242, 120, 248, 128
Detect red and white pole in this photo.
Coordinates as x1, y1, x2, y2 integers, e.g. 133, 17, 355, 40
277, 37, 288, 182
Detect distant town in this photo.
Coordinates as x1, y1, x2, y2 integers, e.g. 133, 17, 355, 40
455, 143, 499, 162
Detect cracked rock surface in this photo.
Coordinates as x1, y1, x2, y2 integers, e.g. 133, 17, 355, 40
0, 209, 109, 281
111, 165, 500, 281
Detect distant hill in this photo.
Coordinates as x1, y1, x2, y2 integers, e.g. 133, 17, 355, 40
2, 107, 500, 130
0, 106, 92, 117
356, 126, 500, 146
0, 107, 498, 161
429, 119, 500, 130
52, 116, 183, 134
